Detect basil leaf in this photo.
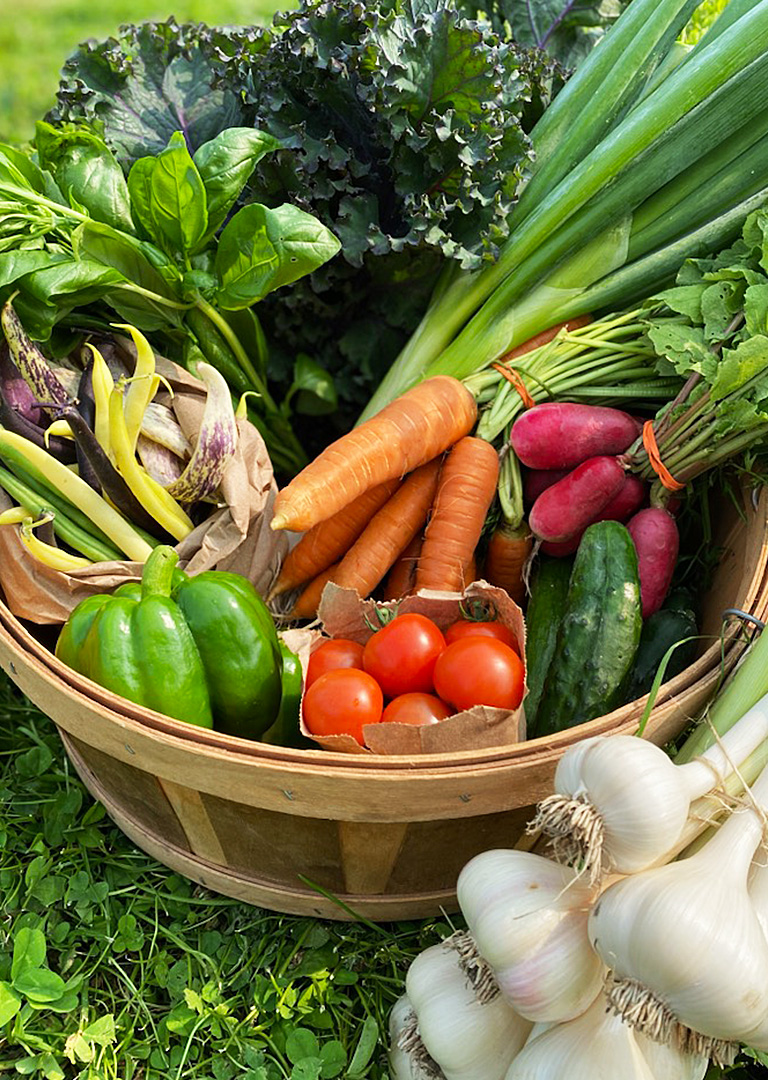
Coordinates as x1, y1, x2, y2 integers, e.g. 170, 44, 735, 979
146, 131, 209, 258
0, 250, 69, 290
214, 202, 341, 309
73, 220, 179, 301
194, 128, 282, 238
34, 122, 134, 232
286, 354, 338, 417
127, 156, 157, 239
21, 260, 125, 306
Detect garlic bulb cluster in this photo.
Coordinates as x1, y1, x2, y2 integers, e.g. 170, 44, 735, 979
504, 990, 709, 1080
397, 938, 532, 1080
456, 849, 603, 1021
391, 686, 768, 1077
589, 762, 768, 1064
534, 691, 768, 879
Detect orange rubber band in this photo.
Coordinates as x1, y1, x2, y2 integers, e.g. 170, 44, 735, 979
491, 362, 536, 410
642, 421, 685, 492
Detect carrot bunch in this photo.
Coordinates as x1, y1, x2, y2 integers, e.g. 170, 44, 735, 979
269, 375, 517, 617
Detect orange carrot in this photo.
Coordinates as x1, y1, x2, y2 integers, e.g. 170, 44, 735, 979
269, 478, 401, 599
499, 315, 593, 362
271, 376, 477, 533
289, 562, 341, 621
383, 533, 423, 600
331, 458, 442, 599
483, 522, 533, 606
415, 436, 500, 594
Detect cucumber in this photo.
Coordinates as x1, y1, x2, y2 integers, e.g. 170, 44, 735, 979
623, 603, 698, 703
523, 554, 574, 733
532, 520, 643, 737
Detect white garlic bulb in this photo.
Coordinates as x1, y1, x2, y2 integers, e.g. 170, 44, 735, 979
457, 848, 603, 1022
588, 763, 768, 1062
534, 693, 768, 879
388, 994, 435, 1080
404, 938, 532, 1080
504, 990, 709, 1080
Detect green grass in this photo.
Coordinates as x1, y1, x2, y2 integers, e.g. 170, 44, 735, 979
0, 0, 290, 145
0, 674, 450, 1079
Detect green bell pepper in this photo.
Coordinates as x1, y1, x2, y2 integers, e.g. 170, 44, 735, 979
56, 546, 283, 737
261, 639, 314, 748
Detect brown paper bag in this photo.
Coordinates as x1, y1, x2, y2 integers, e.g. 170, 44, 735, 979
0, 356, 287, 623
294, 581, 527, 755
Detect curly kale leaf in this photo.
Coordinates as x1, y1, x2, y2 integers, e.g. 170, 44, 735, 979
49, 18, 264, 165
455, 0, 626, 71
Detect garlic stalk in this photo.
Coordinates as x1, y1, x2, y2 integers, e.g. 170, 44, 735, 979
532, 688, 768, 879
456, 849, 603, 1022
588, 760, 768, 1064
403, 937, 532, 1080
504, 990, 709, 1080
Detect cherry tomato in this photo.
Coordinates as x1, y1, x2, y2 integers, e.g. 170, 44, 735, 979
381, 692, 454, 726
434, 637, 525, 712
302, 668, 383, 745
444, 618, 519, 652
306, 638, 365, 688
363, 613, 446, 697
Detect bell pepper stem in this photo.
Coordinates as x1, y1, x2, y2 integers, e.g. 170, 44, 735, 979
141, 544, 179, 600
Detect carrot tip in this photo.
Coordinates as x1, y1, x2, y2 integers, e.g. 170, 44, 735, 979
270, 513, 289, 530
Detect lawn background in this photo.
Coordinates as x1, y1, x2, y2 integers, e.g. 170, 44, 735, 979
1, 1, 767, 1078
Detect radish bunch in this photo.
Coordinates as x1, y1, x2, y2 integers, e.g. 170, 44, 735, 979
511, 402, 679, 617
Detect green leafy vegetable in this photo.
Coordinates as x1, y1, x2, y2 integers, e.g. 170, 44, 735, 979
456, 0, 627, 70
0, 123, 341, 476
48, 2, 561, 432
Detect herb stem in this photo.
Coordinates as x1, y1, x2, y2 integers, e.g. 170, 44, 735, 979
193, 295, 269, 399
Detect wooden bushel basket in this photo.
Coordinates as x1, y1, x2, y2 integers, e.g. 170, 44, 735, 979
1, 488, 767, 921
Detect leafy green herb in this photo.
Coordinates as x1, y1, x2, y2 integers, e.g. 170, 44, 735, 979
0, 121, 341, 476
456, 0, 627, 70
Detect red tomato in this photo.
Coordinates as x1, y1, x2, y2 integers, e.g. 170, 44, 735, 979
306, 638, 365, 688
444, 619, 519, 653
434, 637, 525, 712
363, 613, 446, 697
302, 668, 383, 745
381, 692, 454, 726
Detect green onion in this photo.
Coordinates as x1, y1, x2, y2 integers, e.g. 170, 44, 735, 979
361, 0, 768, 421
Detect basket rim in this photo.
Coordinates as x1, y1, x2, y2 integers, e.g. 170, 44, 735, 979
0, 589, 749, 772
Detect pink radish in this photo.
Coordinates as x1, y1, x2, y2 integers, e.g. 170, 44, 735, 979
511, 402, 641, 470
529, 455, 626, 543
626, 507, 680, 617
539, 474, 648, 556
523, 467, 570, 506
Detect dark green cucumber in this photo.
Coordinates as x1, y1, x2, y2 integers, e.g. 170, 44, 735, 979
523, 554, 575, 733
623, 603, 698, 702
532, 520, 643, 737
